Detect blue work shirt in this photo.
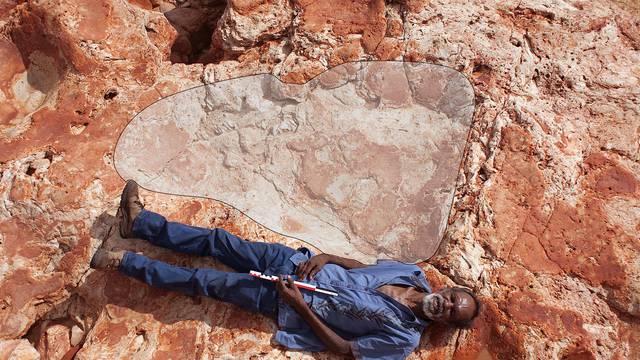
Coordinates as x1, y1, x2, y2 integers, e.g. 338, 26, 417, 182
275, 249, 431, 360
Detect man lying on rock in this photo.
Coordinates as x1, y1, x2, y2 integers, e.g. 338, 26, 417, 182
91, 180, 481, 360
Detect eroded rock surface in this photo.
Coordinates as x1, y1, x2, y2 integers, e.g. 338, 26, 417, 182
115, 61, 474, 263
1, 0, 639, 359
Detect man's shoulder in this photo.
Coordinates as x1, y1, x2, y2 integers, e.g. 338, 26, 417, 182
350, 325, 423, 359
375, 259, 419, 266
369, 260, 431, 293
373, 259, 425, 274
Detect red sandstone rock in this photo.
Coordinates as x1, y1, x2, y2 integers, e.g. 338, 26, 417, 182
0, 0, 639, 359
34, 323, 72, 360
0, 339, 39, 360
215, 0, 292, 53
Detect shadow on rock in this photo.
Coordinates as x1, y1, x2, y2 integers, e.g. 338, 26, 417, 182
163, 0, 227, 64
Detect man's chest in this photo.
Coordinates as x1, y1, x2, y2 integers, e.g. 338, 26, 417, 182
376, 284, 414, 308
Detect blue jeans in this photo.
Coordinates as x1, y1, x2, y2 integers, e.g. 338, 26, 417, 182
118, 209, 300, 316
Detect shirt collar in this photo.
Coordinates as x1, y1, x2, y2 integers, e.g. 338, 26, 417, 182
380, 276, 432, 329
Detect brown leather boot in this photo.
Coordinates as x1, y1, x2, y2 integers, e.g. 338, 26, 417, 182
118, 180, 144, 238
90, 248, 125, 270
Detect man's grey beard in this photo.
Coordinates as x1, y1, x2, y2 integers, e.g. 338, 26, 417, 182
422, 293, 444, 319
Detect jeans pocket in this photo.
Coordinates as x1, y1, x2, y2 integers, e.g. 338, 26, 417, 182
289, 251, 309, 266
265, 262, 296, 277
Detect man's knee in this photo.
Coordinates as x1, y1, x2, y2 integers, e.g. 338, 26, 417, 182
211, 227, 246, 245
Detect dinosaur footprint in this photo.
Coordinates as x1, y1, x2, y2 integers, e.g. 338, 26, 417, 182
114, 61, 474, 263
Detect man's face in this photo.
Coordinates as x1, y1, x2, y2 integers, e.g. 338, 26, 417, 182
422, 288, 477, 324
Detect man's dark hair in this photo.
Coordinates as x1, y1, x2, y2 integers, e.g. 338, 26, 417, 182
450, 287, 482, 328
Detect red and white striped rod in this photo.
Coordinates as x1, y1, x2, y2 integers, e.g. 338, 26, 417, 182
249, 271, 338, 296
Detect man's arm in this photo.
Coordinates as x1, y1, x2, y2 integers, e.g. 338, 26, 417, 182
328, 254, 367, 270
296, 254, 367, 279
293, 295, 352, 355
277, 276, 352, 356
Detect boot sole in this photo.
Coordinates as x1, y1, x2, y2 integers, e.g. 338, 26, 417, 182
119, 180, 138, 238
90, 248, 105, 269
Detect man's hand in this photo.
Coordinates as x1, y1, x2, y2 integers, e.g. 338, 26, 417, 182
276, 275, 306, 309
279, 274, 353, 356
295, 254, 331, 280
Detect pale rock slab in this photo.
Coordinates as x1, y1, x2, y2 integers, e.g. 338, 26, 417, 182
115, 61, 474, 262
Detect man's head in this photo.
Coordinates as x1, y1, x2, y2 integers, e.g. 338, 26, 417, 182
421, 287, 481, 328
